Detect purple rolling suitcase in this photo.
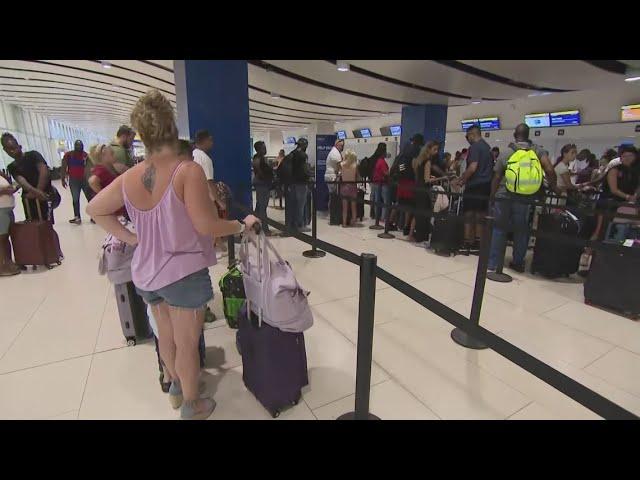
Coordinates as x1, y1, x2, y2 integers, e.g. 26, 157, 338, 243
237, 303, 308, 418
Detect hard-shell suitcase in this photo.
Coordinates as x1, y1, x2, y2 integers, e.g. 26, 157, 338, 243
430, 185, 464, 256
218, 262, 245, 329
584, 242, 640, 319
10, 201, 63, 269
531, 211, 582, 278
329, 192, 342, 225
115, 281, 152, 346
237, 303, 308, 418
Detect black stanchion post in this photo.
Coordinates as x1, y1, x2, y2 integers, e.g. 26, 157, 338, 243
227, 234, 236, 268
451, 216, 492, 350
337, 253, 380, 420
487, 198, 513, 283
378, 185, 395, 239
303, 183, 326, 258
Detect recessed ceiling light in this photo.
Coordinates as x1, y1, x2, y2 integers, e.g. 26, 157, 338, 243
336, 61, 350, 72
471, 98, 482, 104
270, 92, 280, 99
101, 61, 112, 69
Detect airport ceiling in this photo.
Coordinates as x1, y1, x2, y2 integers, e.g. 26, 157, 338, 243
0, 60, 636, 136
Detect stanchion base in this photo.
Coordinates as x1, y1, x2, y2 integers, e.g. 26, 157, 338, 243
450, 327, 489, 350
336, 412, 380, 420
378, 232, 395, 239
302, 249, 326, 258
369, 224, 385, 230
487, 271, 513, 283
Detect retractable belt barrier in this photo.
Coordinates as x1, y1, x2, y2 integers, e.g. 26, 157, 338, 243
233, 196, 639, 420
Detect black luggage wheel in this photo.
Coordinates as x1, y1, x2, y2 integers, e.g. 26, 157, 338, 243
270, 409, 280, 419
45, 265, 53, 270
126, 337, 136, 347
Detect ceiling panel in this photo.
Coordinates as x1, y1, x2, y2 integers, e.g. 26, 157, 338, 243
264, 60, 450, 106
346, 60, 533, 101
458, 60, 623, 90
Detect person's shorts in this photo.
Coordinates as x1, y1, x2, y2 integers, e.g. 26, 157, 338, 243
463, 182, 491, 213
136, 268, 214, 310
397, 197, 416, 208
0, 207, 14, 235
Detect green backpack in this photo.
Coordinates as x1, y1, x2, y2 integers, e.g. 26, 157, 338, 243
505, 148, 543, 195
218, 263, 246, 329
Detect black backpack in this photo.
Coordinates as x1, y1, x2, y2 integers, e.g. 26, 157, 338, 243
358, 156, 374, 179
276, 151, 295, 184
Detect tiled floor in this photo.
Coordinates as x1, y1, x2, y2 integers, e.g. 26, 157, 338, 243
1, 183, 639, 420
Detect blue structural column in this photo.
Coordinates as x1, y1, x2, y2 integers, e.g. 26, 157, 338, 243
400, 104, 448, 154
174, 60, 251, 219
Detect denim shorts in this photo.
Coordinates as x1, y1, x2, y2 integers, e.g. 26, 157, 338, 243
136, 268, 214, 309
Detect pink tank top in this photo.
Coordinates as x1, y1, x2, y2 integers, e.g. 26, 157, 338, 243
123, 161, 216, 291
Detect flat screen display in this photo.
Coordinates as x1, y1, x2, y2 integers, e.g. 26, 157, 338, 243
390, 125, 402, 136
360, 128, 372, 138
379, 126, 392, 136
550, 110, 580, 126
461, 118, 479, 130
525, 113, 551, 128
285, 136, 296, 144
621, 104, 640, 122
336, 130, 347, 140
478, 117, 500, 130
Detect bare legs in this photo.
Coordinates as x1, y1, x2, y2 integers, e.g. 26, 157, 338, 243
152, 302, 206, 405
341, 199, 358, 227
0, 234, 19, 275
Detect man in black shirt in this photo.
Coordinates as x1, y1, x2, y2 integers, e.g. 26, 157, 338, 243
277, 138, 310, 233
252, 141, 273, 235
2, 132, 54, 222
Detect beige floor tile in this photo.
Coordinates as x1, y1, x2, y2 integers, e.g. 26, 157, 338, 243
0, 289, 108, 373
313, 379, 439, 420
544, 302, 640, 355
0, 356, 91, 419
508, 402, 559, 420
78, 343, 178, 420
371, 321, 530, 419
584, 348, 640, 398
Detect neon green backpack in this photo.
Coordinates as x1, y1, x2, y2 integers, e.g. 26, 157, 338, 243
505, 148, 543, 195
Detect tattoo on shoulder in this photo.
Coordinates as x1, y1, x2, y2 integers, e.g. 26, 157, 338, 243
142, 164, 156, 193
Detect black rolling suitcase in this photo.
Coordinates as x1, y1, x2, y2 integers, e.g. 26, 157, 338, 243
237, 303, 308, 418
115, 281, 152, 346
584, 241, 640, 319
329, 191, 342, 225
430, 188, 464, 256
531, 210, 582, 278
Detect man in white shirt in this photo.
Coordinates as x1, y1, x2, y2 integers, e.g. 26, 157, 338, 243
192, 129, 225, 256
193, 129, 215, 189
325, 139, 344, 193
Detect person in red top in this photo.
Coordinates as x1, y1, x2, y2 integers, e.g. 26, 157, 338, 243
61, 140, 94, 224
88, 143, 126, 217
370, 143, 389, 223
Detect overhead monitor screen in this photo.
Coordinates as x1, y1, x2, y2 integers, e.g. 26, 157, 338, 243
285, 136, 296, 144
390, 125, 402, 136
621, 104, 640, 122
550, 110, 581, 126
478, 117, 500, 130
360, 128, 372, 138
461, 118, 479, 130
524, 113, 551, 128
336, 130, 347, 140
